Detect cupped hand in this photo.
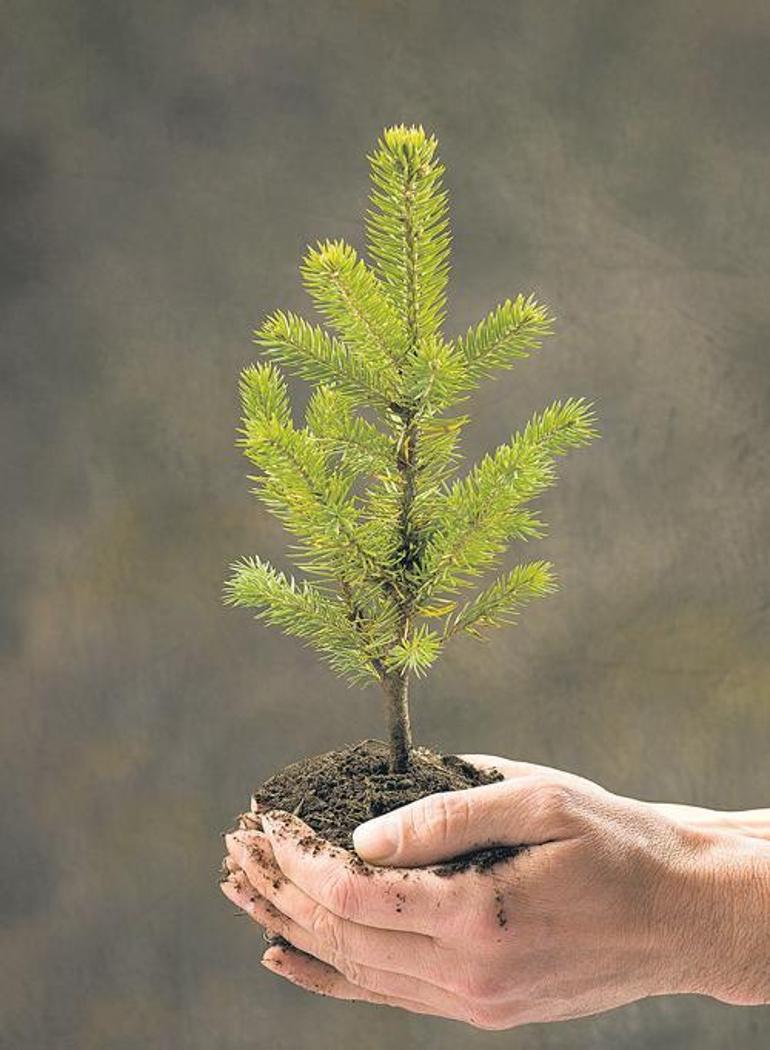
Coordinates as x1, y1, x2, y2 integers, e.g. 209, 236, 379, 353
220, 756, 770, 1028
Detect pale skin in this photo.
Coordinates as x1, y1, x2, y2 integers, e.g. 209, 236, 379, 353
220, 756, 770, 1030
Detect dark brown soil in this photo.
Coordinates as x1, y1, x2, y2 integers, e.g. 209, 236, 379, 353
242, 738, 527, 877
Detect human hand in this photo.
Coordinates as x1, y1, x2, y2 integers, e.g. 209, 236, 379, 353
221, 756, 770, 1028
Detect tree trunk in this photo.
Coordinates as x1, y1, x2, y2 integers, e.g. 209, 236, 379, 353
383, 672, 413, 772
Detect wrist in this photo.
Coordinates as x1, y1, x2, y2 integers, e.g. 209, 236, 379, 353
650, 801, 770, 842
730, 809, 770, 842
664, 829, 770, 1004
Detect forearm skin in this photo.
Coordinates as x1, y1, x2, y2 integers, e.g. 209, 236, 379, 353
663, 820, 770, 1006
651, 803, 770, 842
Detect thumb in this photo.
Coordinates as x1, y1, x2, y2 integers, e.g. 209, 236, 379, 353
352, 777, 573, 866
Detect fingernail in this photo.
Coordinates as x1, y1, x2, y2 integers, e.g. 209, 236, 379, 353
224, 855, 241, 874
261, 953, 287, 974
220, 876, 251, 911
238, 811, 262, 831
260, 811, 289, 838
352, 815, 399, 863
224, 831, 244, 857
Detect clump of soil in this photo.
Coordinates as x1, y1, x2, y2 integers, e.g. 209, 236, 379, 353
241, 738, 526, 876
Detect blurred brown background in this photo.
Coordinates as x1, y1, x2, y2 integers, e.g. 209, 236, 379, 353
2, 1, 769, 1047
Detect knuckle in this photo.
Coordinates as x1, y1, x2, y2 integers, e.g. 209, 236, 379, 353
459, 966, 505, 1003
408, 791, 472, 849
346, 961, 385, 993
308, 901, 341, 950
467, 1004, 508, 1031
531, 778, 582, 822
320, 865, 358, 920
338, 957, 365, 987
259, 896, 288, 934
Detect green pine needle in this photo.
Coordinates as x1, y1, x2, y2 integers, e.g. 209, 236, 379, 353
444, 561, 559, 640
366, 125, 451, 350
456, 294, 554, 387
383, 624, 443, 678
223, 556, 381, 686
300, 239, 406, 369
253, 309, 397, 409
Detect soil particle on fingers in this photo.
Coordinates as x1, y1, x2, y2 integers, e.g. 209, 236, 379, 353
264, 932, 292, 949
432, 843, 527, 877
242, 738, 528, 877
245, 839, 272, 866
239, 812, 263, 831
494, 888, 508, 928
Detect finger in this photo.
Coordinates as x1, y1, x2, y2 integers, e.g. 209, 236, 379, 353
352, 775, 580, 866
456, 754, 544, 778
222, 873, 429, 985
225, 831, 435, 973
241, 876, 457, 1008
238, 811, 263, 830
458, 755, 608, 795
262, 944, 469, 1022
221, 872, 286, 935
224, 830, 280, 885
221, 872, 291, 940
225, 875, 516, 1026
256, 811, 458, 936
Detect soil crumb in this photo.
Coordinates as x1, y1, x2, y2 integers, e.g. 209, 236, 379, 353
248, 738, 526, 876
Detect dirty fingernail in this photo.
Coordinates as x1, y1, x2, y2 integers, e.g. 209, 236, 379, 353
225, 831, 255, 864
260, 812, 285, 836
220, 875, 252, 912
238, 812, 262, 831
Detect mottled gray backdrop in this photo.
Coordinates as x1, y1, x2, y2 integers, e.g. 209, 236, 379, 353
2, 1, 769, 1047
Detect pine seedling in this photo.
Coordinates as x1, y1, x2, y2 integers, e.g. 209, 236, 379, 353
223, 125, 598, 773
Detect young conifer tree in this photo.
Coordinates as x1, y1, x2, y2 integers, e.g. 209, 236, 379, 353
223, 125, 597, 773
